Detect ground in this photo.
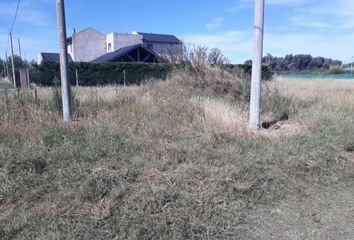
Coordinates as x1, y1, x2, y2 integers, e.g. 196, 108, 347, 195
0, 72, 353, 240
247, 181, 354, 240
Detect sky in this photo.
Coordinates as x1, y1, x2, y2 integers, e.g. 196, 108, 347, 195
0, 0, 354, 64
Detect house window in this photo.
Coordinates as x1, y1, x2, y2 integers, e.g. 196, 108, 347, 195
108, 43, 112, 52
147, 43, 153, 51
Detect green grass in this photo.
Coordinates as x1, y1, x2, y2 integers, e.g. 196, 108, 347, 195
0, 80, 13, 90
0, 70, 353, 239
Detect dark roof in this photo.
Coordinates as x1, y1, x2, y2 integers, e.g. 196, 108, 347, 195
138, 32, 181, 44
91, 44, 157, 63
40, 52, 73, 62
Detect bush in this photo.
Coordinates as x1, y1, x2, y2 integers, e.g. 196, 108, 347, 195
329, 65, 344, 74
224, 64, 273, 81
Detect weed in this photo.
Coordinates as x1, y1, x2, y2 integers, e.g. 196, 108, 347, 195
49, 76, 80, 115
262, 88, 292, 120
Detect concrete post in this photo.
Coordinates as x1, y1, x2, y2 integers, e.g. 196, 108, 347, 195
9, 32, 17, 87
249, 0, 265, 130
75, 69, 79, 87
18, 38, 22, 59
5, 53, 9, 79
56, 0, 72, 121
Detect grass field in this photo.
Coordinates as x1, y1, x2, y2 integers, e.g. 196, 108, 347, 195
0, 72, 353, 239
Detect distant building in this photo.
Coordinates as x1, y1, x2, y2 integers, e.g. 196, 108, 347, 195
38, 27, 182, 64
137, 32, 182, 56
92, 44, 158, 64
67, 28, 106, 62
37, 52, 73, 64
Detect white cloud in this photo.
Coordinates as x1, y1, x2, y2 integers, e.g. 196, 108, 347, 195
205, 17, 224, 30
0, 0, 52, 28
0, 0, 57, 60
226, 0, 252, 12
227, 0, 311, 12
266, 0, 310, 6
182, 28, 354, 63
294, 0, 354, 29
290, 15, 333, 28
182, 30, 253, 63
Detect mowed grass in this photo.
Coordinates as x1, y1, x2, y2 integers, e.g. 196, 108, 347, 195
0, 72, 353, 239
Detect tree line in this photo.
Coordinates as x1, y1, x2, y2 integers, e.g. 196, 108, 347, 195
245, 54, 342, 72
0, 52, 346, 83
0, 55, 32, 78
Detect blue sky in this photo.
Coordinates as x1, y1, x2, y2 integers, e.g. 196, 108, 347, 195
1, 0, 354, 63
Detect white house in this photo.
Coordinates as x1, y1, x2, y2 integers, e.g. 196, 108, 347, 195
38, 27, 182, 64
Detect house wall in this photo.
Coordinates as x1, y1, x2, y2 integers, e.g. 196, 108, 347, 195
107, 33, 143, 52
37, 53, 44, 65
70, 28, 106, 62
68, 43, 73, 57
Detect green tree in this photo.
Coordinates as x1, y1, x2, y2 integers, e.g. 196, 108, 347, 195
0, 58, 5, 78
6, 55, 30, 71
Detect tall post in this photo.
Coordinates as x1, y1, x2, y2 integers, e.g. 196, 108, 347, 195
0, 42, 3, 78
5, 52, 9, 79
351, 56, 353, 71
123, 70, 126, 86
249, 0, 265, 130
2, 62, 6, 78
56, 0, 72, 121
26, 68, 30, 86
18, 38, 22, 59
72, 28, 76, 61
75, 69, 79, 87
9, 32, 17, 88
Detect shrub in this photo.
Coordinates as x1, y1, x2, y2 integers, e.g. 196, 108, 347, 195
329, 65, 344, 74
49, 77, 80, 115
224, 64, 273, 81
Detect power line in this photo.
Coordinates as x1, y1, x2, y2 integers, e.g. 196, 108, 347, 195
10, 0, 21, 33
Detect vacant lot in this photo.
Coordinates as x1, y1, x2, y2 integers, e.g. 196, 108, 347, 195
0, 72, 353, 240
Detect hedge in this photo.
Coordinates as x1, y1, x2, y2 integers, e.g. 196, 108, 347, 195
224, 64, 273, 81
30, 61, 173, 86
30, 61, 273, 86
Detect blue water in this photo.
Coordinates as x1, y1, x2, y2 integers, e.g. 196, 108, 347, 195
277, 73, 354, 79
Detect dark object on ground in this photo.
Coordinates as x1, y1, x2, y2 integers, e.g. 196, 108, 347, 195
262, 113, 289, 129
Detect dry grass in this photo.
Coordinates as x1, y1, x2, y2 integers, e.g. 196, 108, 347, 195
0, 72, 354, 239
199, 97, 249, 136
276, 77, 354, 104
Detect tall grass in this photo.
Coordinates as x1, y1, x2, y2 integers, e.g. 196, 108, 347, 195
0, 70, 353, 239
